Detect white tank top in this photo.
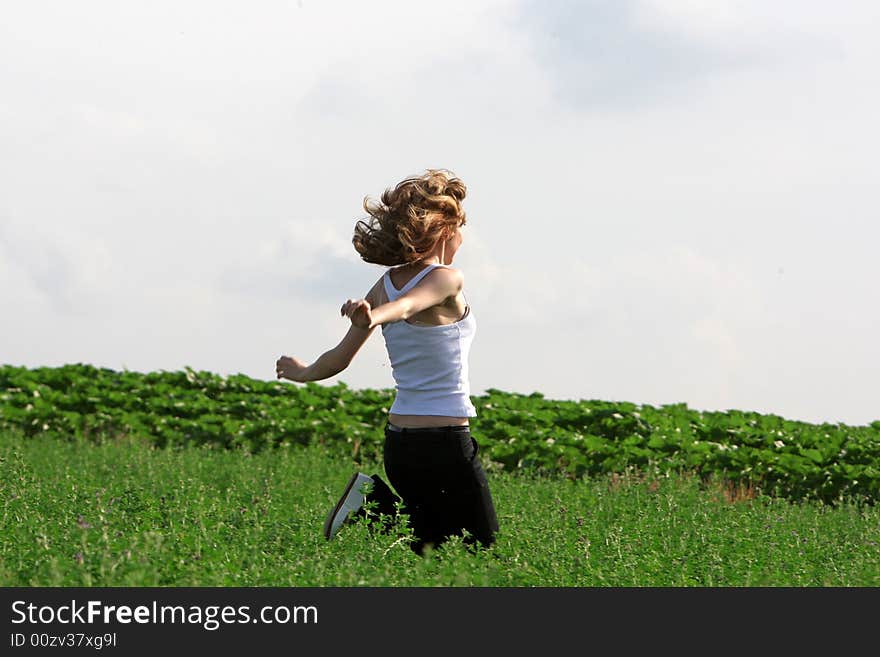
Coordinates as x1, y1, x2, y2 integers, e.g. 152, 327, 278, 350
381, 263, 477, 417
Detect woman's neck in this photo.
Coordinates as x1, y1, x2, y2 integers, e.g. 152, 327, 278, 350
419, 241, 446, 266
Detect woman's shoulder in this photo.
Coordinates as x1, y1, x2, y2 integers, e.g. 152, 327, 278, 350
397, 262, 464, 287
424, 265, 464, 292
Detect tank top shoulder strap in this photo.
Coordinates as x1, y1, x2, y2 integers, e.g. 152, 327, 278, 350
382, 271, 396, 300
403, 263, 445, 292
384, 263, 447, 300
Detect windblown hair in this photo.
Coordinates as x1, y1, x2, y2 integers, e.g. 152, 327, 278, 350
352, 169, 467, 266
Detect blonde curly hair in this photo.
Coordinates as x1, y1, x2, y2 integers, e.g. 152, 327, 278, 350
352, 169, 467, 266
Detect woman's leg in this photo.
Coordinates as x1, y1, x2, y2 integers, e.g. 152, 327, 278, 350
363, 473, 400, 519
383, 426, 499, 553
451, 434, 499, 548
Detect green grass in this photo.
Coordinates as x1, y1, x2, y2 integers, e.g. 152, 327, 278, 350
2, 430, 878, 586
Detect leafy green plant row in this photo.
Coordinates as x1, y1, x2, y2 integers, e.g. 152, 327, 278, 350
1, 364, 878, 503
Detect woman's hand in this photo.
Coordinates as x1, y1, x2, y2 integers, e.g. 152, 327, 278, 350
276, 355, 308, 382
341, 298, 373, 329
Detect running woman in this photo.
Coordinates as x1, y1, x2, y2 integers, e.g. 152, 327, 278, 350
275, 169, 499, 554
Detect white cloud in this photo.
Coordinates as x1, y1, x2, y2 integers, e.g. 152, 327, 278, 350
509, 0, 748, 111
0, 215, 117, 315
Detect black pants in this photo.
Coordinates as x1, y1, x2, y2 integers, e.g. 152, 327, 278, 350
366, 424, 499, 554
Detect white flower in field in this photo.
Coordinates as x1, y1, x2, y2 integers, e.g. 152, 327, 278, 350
612, 413, 623, 419
546, 438, 555, 446
774, 440, 785, 448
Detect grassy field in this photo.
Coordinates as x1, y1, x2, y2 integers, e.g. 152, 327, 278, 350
1, 430, 878, 587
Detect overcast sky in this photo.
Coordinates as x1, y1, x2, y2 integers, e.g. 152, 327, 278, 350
1, 1, 878, 426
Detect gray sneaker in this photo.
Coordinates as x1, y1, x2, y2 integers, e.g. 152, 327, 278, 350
323, 472, 373, 540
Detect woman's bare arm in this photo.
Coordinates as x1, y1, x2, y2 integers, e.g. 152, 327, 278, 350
276, 279, 384, 383
276, 323, 375, 382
